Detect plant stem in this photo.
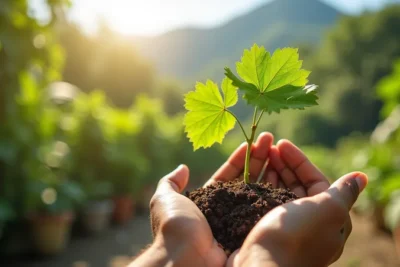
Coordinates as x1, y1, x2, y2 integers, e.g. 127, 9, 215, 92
252, 107, 258, 125
255, 110, 265, 127
226, 109, 249, 140
244, 107, 259, 184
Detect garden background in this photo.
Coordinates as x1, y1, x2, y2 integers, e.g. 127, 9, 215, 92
1, 0, 400, 266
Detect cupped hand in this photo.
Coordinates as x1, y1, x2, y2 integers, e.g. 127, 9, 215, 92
266, 139, 331, 197
148, 165, 226, 267
227, 140, 369, 267
148, 132, 274, 267
205, 132, 274, 186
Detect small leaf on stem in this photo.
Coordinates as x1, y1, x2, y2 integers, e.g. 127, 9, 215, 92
184, 78, 238, 150
225, 45, 318, 113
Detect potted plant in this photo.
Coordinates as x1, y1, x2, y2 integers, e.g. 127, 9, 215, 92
25, 141, 85, 255
101, 107, 149, 225
79, 178, 114, 234
183, 44, 319, 253
26, 178, 84, 255
109, 156, 146, 225
64, 91, 117, 231
132, 95, 182, 213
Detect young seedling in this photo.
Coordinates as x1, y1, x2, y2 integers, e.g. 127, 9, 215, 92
184, 44, 319, 184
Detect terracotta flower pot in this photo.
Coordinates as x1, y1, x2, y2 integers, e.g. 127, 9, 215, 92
112, 195, 134, 225
81, 200, 114, 234
29, 212, 74, 255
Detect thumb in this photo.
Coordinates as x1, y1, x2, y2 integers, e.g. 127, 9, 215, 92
156, 164, 189, 194
328, 172, 368, 211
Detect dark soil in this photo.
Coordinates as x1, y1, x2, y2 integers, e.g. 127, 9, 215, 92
186, 180, 298, 254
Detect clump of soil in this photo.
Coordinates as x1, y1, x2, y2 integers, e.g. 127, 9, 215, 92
186, 180, 298, 254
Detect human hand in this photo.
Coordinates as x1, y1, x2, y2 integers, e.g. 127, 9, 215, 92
134, 165, 225, 267
134, 132, 274, 267
228, 140, 368, 267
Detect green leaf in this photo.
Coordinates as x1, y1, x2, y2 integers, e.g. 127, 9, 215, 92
225, 46, 318, 113
246, 84, 318, 113
184, 78, 238, 150
236, 44, 270, 90
262, 48, 310, 92
221, 76, 238, 106
224, 67, 258, 93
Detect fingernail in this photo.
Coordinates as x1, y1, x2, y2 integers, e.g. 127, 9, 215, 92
355, 174, 368, 193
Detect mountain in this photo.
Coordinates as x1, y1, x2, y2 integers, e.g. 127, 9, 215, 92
131, 0, 341, 82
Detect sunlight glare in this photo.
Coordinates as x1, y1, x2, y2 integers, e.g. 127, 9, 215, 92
70, 0, 267, 36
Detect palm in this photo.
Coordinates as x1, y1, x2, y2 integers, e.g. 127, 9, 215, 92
152, 134, 331, 267
205, 135, 331, 265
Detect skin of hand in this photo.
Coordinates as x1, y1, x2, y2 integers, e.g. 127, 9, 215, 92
131, 132, 275, 267
132, 133, 368, 267
226, 139, 369, 267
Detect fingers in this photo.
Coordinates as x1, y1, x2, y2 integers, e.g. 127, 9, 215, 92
156, 165, 189, 194
271, 140, 330, 196
249, 132, 274, 182
205, 132, 273, 186
205, 142, 247, 186
263, 168, 279, 188
328, 172, 368, 211
269, 145, 307, 197
309, 172, 367, 229
150, 165, 189, 237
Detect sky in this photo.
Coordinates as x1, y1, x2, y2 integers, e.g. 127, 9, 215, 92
30, 0, 395, 36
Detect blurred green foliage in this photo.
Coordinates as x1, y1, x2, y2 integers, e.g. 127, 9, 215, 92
0, 0, 69, 218
377, 60, 400, 117
249, 5, 400, 147
59, 22, 156, 108
0, 0, 227, 228
1, 0, 400, 244
308, 60, 400, 231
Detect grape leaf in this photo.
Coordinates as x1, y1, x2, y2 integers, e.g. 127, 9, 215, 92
236, 44, 270, 90
242, 84, 318, 113
184, 78, 238, 150
225, 45, 318, 113
262, 48, 311, 92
